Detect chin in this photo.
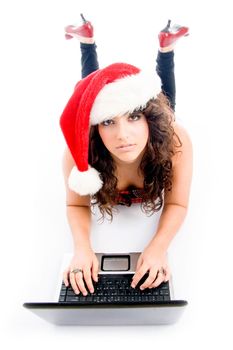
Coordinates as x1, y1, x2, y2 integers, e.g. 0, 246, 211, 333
116, 153, 142, 164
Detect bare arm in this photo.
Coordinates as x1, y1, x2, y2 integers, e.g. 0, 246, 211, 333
150, 122, 193, 250
62, 148, 99, 294
62, 147, 92, 251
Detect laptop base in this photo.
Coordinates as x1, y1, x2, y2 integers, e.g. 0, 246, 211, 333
23, 301, 188, 325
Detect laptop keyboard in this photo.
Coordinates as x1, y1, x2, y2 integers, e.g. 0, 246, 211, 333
59, 273, 171, 304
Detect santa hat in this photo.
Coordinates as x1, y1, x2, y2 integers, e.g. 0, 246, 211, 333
60, 62, 161, 196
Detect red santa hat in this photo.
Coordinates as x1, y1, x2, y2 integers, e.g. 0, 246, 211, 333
60, 62, 161, 196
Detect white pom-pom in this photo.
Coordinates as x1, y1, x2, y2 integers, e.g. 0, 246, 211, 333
68, 166, 103, 196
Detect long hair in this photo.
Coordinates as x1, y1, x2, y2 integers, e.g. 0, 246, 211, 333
88, 93, 182, 221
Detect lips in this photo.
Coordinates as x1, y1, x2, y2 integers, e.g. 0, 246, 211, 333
116, 144, 136, 152
116, 144, 136, 149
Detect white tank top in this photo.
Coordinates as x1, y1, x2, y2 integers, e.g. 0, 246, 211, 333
90, 203, 163, 253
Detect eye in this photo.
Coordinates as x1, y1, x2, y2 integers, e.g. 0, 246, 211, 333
129, 114, 141, 121
101, 119, 114, 126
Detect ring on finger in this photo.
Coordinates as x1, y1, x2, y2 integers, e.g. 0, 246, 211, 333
158, 267, 166, 275
70, 268, 83, 274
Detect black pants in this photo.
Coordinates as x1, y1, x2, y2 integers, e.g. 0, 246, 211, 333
80, 43, 176, 111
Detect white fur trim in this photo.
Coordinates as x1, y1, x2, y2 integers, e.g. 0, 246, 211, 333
68, 166, 103, 196
90, 70, 161, 125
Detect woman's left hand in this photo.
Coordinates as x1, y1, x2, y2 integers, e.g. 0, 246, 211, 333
131, 243, 171, 290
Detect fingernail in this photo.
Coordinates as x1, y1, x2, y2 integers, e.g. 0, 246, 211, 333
131, 283, 135, 288
140, 286, 144, 290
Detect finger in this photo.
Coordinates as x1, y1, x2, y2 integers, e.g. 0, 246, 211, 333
63, 269, 70, 287
139, 267, 158, 290
83, 269, 94, 294
164, 266, 171, 282
151, 271, 165, 288
75, 272, 88, 296
91, 257, 99, 282
147, 264, 170, 288
131, 265, 148, 288
69, 271, 80, 294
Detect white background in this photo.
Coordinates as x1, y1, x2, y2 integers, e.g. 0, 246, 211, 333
0, 0, 233, 348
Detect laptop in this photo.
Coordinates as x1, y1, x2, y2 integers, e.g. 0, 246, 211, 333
23, 252, 188, 325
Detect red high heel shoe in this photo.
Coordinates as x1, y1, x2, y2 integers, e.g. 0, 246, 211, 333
64, 13, 94, 40
158, 20, 189, 48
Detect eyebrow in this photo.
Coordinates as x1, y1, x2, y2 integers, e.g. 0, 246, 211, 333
103, 112, 143, 123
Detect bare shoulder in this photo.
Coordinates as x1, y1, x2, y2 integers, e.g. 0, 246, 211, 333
172, 121, 192, 144
172, 121, 193, 165
164, 122, 193, 207
62, 147, 91, 206
62, 147, 76, 176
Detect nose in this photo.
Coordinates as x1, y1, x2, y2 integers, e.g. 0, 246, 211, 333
115, 118, 129, 140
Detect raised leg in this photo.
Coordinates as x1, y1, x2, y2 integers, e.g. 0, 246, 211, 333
156, 20, 189, 111
80, 43, 99, 79
156, 51, 176, 111
64, 14, 99, 79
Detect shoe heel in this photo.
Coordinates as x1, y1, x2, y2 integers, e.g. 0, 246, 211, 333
80, 13, 87, 24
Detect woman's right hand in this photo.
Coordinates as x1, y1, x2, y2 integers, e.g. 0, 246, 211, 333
63, 246, 99, 296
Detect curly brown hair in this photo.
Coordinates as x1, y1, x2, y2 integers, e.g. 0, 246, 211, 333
88, 92, 182, 222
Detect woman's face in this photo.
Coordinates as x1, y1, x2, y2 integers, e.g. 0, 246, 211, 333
98, 112, 149, 165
